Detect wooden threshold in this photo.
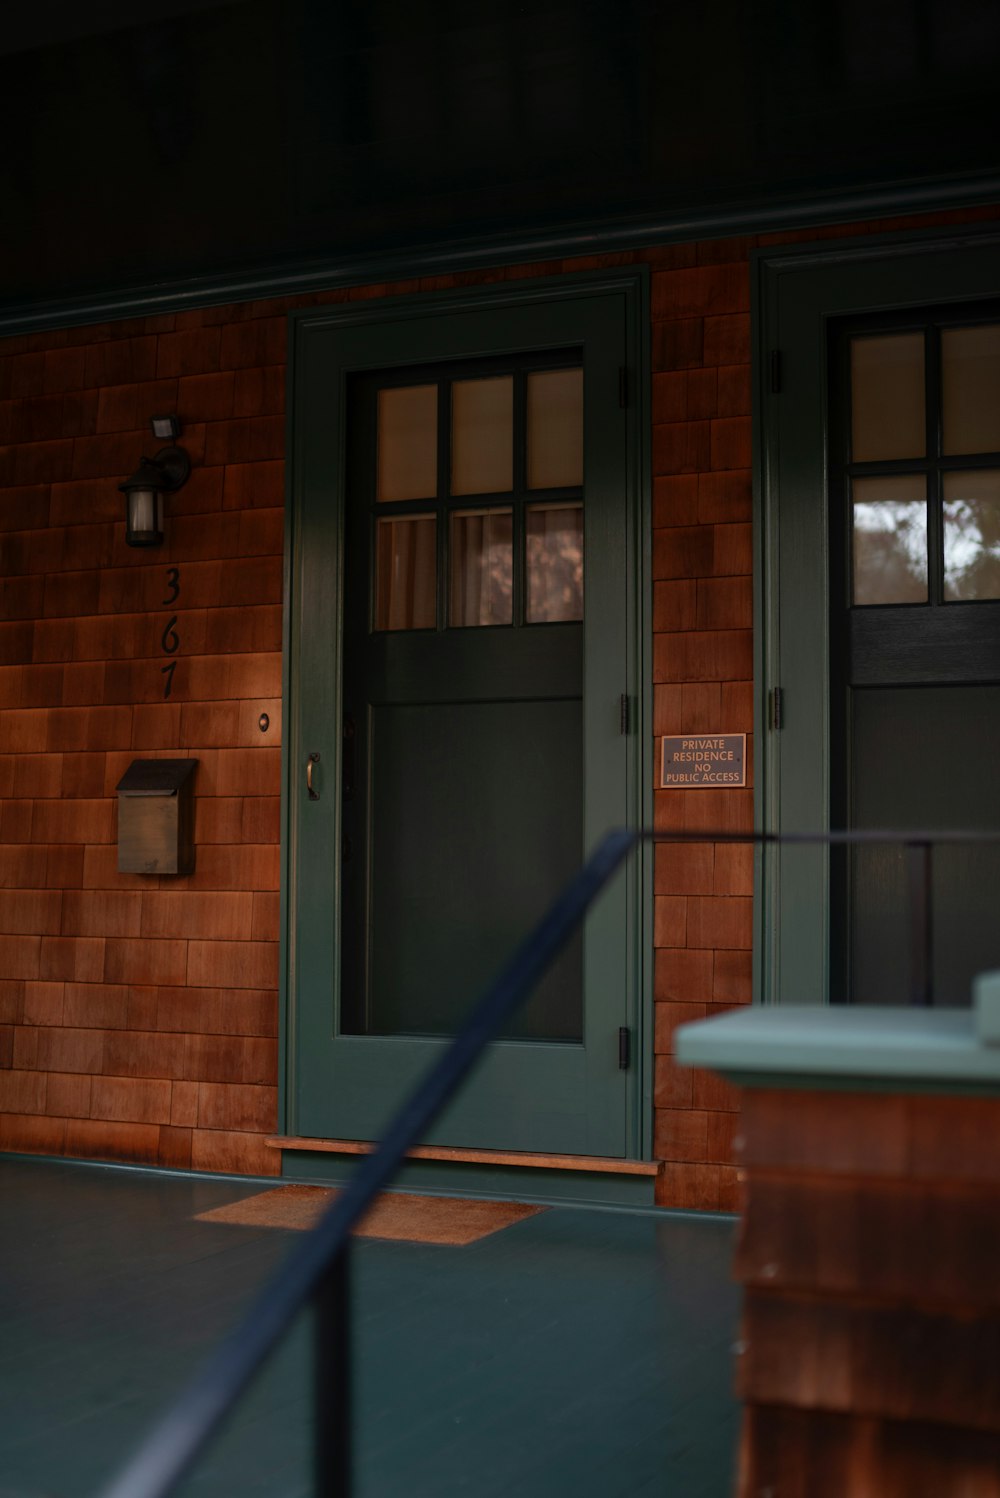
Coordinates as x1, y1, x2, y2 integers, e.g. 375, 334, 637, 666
267, 1137, 660, 1177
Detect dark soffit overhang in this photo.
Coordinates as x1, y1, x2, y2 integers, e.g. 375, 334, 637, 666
1, 0, 999, 328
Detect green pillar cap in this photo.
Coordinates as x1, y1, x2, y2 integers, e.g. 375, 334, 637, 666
674, 973, 1000, 1095
974, 970, 1000, 1045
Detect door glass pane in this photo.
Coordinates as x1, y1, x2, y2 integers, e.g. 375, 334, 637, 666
377, 385, 438, 501
450, 508, 513, 626
943, 470, 1000, 600
527, 368, 584, 489
850, 333, 925, 462
451, 377, 513, 495
375, 515, 436, 630
526, 502, 584, 622
942, 325, 1000, 456
852, 475, 927, 605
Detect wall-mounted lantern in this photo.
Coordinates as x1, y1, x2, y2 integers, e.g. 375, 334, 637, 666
119, 416, 191, 547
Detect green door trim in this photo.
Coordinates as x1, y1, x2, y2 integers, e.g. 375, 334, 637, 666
279, 270, 653, 1158
753, 224, 1000, 1008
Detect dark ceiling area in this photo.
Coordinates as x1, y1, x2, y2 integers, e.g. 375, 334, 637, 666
4, 0, 1000, 305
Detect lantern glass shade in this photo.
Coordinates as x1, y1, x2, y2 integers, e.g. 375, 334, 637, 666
119, 444, 189, 547
125, 486, 164, 547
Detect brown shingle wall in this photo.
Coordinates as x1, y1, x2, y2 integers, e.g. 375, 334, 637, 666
647, 239, 753, 1211
1, 206, 998, 1198
0, 305, 287, 1178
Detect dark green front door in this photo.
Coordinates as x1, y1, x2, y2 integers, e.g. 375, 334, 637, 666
757, 232, 1000, 1008
829, 305, 1000, 1005
285, 276, 646, 1155
341, 354, 586, 1052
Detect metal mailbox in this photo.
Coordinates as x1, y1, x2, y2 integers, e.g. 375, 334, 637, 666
116, 758, 197, 875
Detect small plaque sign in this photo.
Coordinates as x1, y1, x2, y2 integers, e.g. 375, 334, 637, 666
661, 733, 746, 788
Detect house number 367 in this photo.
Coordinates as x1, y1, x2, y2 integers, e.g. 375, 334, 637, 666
161, 567, 181, 699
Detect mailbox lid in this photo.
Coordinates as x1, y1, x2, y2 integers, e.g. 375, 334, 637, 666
116, 759, 198, 797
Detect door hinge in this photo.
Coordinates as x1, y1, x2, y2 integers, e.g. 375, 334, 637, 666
770, 349, 782, 395
618, 1026, 631, 1070
620, 692, 630, 735
768, 686, 784, 731
618, 366, 628, 408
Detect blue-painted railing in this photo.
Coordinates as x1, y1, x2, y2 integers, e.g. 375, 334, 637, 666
96, 826, 1000, 1498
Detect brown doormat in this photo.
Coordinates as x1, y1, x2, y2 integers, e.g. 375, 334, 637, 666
194, 1185, 545, 1245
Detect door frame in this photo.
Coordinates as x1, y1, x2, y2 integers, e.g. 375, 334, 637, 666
278, 270, 653, 1158
753, 225, 1000, 1007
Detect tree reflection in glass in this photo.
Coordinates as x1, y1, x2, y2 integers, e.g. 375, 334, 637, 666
851, 475, 927, 605
450, 508, 513, 626
943, 471, 1000, 600
527, 502, 583, 622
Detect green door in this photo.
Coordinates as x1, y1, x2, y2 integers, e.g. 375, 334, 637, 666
284, 277, 646, 1155
828, 305, 1000, 1005
757, 233, 1000, 1007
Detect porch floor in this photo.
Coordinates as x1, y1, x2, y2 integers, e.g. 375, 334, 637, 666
0, 1157, 739, 1498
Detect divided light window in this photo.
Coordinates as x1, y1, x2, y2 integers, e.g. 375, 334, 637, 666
371, 356, 584, 632
846, 315, 1000, 607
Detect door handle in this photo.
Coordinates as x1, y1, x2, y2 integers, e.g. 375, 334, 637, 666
306, 751, 321, 800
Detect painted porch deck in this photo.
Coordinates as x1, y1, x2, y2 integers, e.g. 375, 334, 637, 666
0, 1157, 739, 1498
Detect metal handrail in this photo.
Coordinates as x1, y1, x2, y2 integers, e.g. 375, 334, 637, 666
96, 825, 1000, 1498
